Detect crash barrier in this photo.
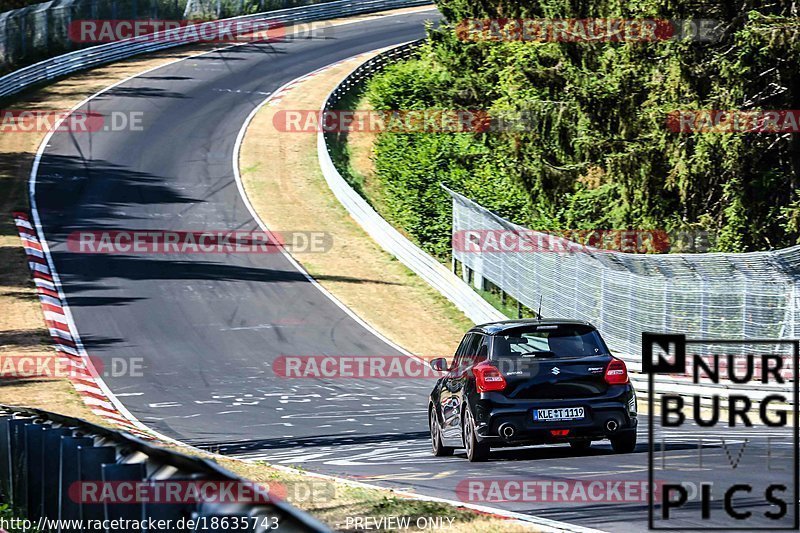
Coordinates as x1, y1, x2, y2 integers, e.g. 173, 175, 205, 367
0, 0, 434, 98
0, 404, 329, 532
319, 40, 507, 325
319, 42, 797, 406
0, 0, 340, 73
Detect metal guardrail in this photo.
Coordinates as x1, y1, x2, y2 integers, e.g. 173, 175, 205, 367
0, 404, 329, 532
0, 0, 434, 99
319, 41, 507, 325
318, 42, 797, 406
0, 0, 189, 73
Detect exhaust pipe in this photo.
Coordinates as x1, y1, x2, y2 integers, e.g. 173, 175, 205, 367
605, 419, 619, 433
499, 423, 516, 439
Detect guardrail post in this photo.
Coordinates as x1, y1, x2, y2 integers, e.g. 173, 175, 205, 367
142, 473, 202, 532
24, 423, 45, 521
42, 427, 74, 527
102, 462, 146, 532
19, 16, 26, 59
9, 417, 32, 514
77, 445, 118, 522
0, 414, 11, 504
58, 435, 94, 533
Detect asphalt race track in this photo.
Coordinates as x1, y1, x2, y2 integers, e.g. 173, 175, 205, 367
228, 420, 795, 532
35, 10, 438, 444
32, 8, 795, 532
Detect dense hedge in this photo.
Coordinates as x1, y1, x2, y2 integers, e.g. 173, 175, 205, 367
364, 0, 800, 257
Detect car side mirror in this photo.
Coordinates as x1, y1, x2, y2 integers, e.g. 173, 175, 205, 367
429, 357, 449, 372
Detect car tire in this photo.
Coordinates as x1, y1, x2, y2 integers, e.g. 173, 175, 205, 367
611, 430, 637, 453
569, 439, 592, 452
462, 408, 490, 462
429, 407, 454, 457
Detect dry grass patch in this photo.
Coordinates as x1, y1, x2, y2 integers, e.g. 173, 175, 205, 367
0, 380, 109, 424
337, 97, 392, 215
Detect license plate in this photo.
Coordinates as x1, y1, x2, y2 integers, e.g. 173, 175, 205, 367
533, 407, 584, 421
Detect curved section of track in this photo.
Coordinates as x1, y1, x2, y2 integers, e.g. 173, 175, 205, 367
35, 10, 437, 444
32, 9, 765, 532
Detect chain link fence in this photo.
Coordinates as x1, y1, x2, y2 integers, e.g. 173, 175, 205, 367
0, 0, 334, 73
448, 187, 800, 357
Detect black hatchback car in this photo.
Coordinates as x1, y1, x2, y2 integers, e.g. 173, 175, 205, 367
428, 319, 637, 461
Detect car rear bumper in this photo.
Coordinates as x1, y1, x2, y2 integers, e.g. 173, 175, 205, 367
472, 385, 638, 444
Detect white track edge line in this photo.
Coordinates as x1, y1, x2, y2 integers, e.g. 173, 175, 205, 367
231, 51, 417, 359
267, 464, 605, 533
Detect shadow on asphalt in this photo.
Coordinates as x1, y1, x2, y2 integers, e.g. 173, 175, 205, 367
0, 328, 121, 350
135, 76, 195, 81
451, 440, 700, 462
53, 254, 404, 286
36, 154, 199, 226
100, 86, 191, 100
64, 295, 145, 307
191, 431, 431, 453
197, 434, 703, 461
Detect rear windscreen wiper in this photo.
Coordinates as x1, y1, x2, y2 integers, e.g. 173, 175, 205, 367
521, 350, 557, 358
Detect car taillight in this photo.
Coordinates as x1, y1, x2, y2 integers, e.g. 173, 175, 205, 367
605, 358, 629, 385
473, 361, 507, 393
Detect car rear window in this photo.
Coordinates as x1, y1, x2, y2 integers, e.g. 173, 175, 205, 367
492, 324, 609, 359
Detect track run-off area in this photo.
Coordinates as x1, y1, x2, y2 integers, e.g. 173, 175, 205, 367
29, 7, 789, 532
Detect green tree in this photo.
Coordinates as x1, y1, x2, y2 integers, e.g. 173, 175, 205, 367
364, 0, 800, 255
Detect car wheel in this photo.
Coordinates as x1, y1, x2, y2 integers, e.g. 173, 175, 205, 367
429, 407, 454, 457
611, 430, 637, 453
569, 439, 592, 452
462, 408, 490, 462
